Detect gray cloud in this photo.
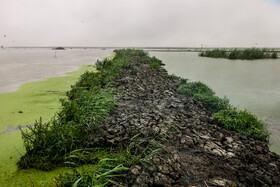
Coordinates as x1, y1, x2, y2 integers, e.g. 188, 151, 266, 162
0, 0, 280, 47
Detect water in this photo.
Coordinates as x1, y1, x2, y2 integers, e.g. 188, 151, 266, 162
0, 48, 111, 94
151, 51, 280, 154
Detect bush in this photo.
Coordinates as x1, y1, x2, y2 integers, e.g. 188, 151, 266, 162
193, 94, 230, 113
150, 56, 164, 69
213, 109, 269, 141
178, 82, 230, 113
178, 81, 215, 97
200, 48, 278, 60
272, 51, 278, 59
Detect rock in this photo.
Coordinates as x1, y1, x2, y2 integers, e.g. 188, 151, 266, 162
90, 53, 280, 186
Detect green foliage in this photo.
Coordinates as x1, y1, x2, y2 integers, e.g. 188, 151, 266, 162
150, 56, 164, 69
193, 94, 230, 113
178, 81, 230, 113
56, 159, 129, 187
213, 109, 269, 141
178, 81, 215, 97
18, 49, 139, 170
199, 49, 228, 58
55, 124, 168, 186
18, 49, 167, 186
199, 48, 278, 60
272, 51, 278, 59
167, 74, 178, 79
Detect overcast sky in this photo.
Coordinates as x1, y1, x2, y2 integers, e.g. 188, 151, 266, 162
1, 0, 280, 47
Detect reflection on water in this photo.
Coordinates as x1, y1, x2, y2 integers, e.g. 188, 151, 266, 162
151, 52, 280, 154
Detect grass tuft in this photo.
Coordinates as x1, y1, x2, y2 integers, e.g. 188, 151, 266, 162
213, 109, 269, 141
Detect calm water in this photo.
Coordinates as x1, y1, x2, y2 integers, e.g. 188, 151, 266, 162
0, 48, 111, 94
151, 52, 280, 154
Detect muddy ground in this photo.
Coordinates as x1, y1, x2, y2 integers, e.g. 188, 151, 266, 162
91, 54, 280, 187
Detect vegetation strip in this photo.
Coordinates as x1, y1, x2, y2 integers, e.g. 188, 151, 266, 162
18, 49, 279, 186
199, 48, 277, 60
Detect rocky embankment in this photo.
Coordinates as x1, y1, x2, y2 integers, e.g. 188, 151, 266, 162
92, 54, 280, 186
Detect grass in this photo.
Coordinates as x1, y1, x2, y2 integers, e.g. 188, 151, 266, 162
178, 81, 230, 113
177, 81, 269, 141
199, 48, 278, 60
213, 109, 270, 141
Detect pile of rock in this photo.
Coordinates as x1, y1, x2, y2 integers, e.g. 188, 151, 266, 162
91, 54, 280, 186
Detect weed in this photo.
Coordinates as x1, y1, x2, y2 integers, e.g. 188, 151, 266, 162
178, 81, 215, 97
150, 56, 164, 69
178, 81, 230, 113
213, 109, 269, 141
167, 74, 178, 79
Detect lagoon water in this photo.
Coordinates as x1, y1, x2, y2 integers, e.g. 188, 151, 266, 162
0, 48, 111, 94
151, 51, 280, 154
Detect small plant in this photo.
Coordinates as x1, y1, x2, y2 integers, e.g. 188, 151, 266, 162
178, 82, 230, 113
150, 56, 164, 69
55, 159, 129, 186
192, 94, 230, 113
178, 81, 215, 97
178, 78, 189, 84
167, 74, 178, 79
213, 109, 269, 141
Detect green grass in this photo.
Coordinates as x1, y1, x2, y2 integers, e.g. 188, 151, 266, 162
177, 81, 269, 141
213, 109, 270, 141
177, 81, 230, 113
199, 48, 278, 60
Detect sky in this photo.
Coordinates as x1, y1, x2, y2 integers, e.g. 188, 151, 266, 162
0, 0, 280, 47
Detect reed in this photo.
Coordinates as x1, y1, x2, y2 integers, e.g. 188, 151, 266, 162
199, 48, 278, 60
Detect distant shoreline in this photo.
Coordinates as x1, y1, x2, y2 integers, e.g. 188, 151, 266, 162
3, 46, 280, 52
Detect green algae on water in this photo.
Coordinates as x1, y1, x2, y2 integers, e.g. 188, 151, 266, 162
0, 65, 96, 186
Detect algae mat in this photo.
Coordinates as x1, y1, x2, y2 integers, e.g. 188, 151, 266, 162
0, 65, 96, 186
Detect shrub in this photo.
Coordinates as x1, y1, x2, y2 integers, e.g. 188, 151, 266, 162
178, 82, 230, 113
150, 56, 164, 69
17, 49, 137, 170
272, 51, 278, 59
178, 81, 215, 97
213, 109, 269, 141
200, 48, 278, 60
193, 94, 230, 113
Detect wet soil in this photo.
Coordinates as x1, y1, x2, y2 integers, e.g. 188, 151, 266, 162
91, 55, 280, 187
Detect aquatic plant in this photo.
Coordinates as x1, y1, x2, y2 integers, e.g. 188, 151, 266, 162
199, 48, 278, 60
